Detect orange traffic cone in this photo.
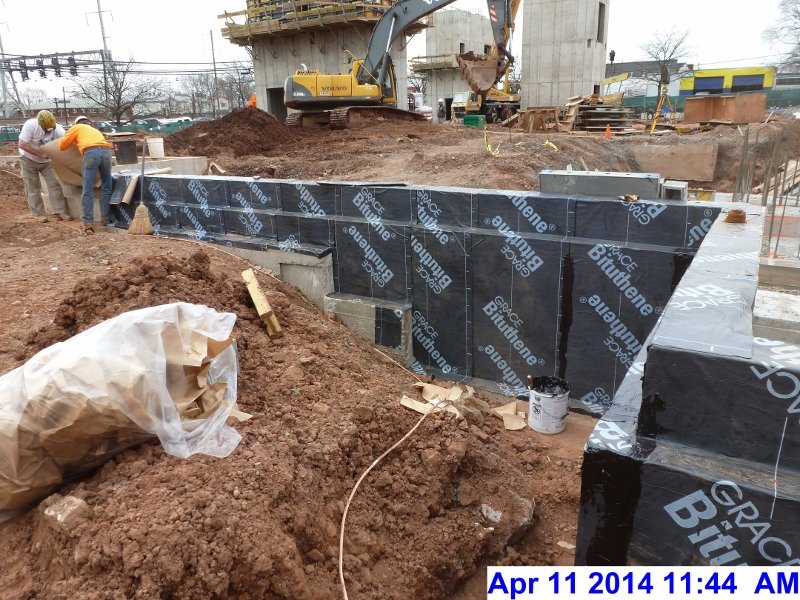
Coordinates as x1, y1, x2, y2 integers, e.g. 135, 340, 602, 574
604, 123, 612, 140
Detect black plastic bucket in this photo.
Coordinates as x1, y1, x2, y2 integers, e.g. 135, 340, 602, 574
112, 140, 137, 165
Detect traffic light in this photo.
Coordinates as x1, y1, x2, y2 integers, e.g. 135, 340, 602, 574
36, 57, 45, 78
67, 56, 77, 76
18, 59, 28, 81
51, 57, 61, 77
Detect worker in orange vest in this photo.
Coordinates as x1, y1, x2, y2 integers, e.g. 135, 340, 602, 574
248, 94, 257, 108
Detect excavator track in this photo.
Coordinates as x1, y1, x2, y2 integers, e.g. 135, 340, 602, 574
329, 106, 427, 129
285, 113, 301, 127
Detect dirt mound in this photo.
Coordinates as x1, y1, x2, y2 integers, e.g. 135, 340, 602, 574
165, 108, 296, 158
0, 244, 584, 599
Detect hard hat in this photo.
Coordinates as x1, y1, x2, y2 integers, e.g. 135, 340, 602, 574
73, 115, 91, 125
438, 98, 444, 103
37, 110, 56, 131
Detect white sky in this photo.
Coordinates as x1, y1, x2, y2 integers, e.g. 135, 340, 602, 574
0, 0, 790, 99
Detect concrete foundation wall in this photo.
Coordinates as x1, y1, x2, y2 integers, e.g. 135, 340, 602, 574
251, 27, 408, 121
423, 9, 494, 122
521, 0, 609, 108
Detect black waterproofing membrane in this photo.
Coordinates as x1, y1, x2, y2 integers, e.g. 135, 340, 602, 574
109, 174, 720, 415
577, 207, 800, 566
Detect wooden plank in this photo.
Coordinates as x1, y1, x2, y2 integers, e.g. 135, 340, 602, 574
242, 268, 283, 339
629, 143, 719, 182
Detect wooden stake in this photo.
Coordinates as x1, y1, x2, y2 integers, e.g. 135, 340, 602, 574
242, 268, 283, 338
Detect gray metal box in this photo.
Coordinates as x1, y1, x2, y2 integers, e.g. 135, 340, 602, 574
539, 170, 662, 199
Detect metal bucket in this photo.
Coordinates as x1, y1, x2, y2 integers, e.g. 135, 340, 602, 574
528, 376, 570, 435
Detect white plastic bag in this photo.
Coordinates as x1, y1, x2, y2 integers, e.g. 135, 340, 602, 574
0, 302, 240, 510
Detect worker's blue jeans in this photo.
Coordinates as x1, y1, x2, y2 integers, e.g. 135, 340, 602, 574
81, 146, 113, 224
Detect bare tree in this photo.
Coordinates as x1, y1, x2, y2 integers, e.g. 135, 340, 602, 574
407, 72, 427, 96
765, 0, 800, 68
178, 74, 215, 118
640, 29, 691, 86
16, 86, 48, 112
70, 57, 167, 124
219, 63, 254, 109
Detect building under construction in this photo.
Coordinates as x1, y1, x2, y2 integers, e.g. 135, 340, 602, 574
221, 0, 428, 121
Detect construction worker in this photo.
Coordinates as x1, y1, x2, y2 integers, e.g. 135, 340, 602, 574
58, 115, 113, 235
437, 99, 446, 121
17, 110, 70, 222
248, 93, 257, 108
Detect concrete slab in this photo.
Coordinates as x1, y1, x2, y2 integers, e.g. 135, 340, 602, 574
227, 246, 334, 310
753, 288, 800, 344
630, 144, 718, 182
539, 170, 662, 199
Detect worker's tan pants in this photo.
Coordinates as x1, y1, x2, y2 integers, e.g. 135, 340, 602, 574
19, 156, 68, 216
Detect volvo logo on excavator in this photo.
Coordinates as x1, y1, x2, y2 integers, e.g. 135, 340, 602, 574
321, 86, 347, 92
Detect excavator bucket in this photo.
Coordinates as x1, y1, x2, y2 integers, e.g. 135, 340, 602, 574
456, 52, 505, 95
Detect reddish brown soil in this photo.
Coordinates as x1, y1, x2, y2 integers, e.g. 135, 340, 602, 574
0, 170, 594, 599
165, 108, 296, 158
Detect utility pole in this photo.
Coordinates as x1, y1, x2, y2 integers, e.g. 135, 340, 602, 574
90, 0, 111, 104
62, 87, 70, 125
0, 27, 9, 118
210, 30, 219, 118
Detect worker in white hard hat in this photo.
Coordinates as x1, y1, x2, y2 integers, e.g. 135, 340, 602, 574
17, 110, 69, 222
437, 98, 446, 120
58, 115, 113, 234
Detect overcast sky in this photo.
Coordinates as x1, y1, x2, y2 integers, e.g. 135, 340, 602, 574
0, 0, 789, 99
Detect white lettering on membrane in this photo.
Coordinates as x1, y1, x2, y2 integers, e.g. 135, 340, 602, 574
412, 310, 455, 374
750, 338, 800, 422
491, 215, 544, 277
416, 190, 449, 245
247, 181, 271, 206
294, 183, 326, 217
343, 226, 394, 287
481, 344, 526, 390
623, 200, 667, 225
687, 217, 714, 248
588, 244, 654, 317
232, 191, 263, 236
482, 296, 539, 366
180, 206, 207, 240
147, 179, 171, 220
411, 235, 453, 294
507, 193, 551, 233
352, 188, 391, 241
186, 179, 213, 218
586, 294, 643, 369
670, 284, 744, 312
588, 419, 632, 452
664, 480, 800, 566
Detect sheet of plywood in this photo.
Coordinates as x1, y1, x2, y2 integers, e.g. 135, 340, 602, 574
630, 143, 719, 182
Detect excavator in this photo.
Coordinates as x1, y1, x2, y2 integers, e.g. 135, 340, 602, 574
283, 0, 515, 128
451, 0, 521, 123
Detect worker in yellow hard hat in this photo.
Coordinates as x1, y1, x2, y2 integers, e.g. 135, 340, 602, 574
17, 110, 70, 222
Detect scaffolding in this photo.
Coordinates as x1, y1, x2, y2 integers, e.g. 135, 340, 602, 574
220, 0, 428, 44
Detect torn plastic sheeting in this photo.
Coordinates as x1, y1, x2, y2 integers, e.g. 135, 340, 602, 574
337, 185, 415, 224
227, 177, 281, 211
333, 220, 412, 303
0, 303, 240, 511
411, 229, 472, 380
470, 232, 565, 395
